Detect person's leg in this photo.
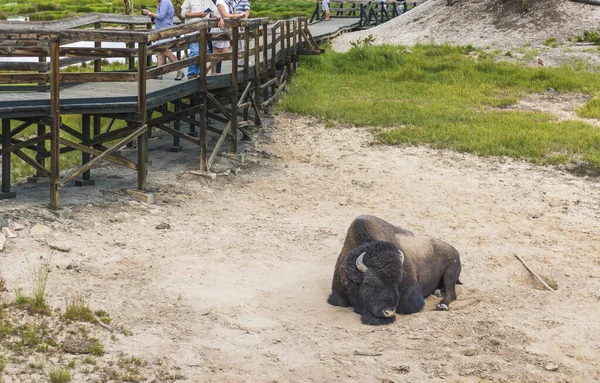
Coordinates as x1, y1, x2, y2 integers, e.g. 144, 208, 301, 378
188, 42, 200, 78
164, 49, 178, 63
325, 9, 330, 20
211, 46, 227, 75
157, 52, 166, 67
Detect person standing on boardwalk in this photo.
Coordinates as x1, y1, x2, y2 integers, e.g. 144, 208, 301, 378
181, 0, 224, 80
209, 0, 245, 75
235, 0, 250, 66
142, 0, 185, 80
322, 0, 330, 21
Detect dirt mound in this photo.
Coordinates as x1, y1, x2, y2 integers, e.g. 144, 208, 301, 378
332, 0, 600, 52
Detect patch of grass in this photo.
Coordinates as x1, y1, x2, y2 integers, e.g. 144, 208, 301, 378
13, 258, 52, 315
282, 44, 600, 170
544, 37, 558, 48
577, 29, 600, 45
83, 356, 97, 365
48, 367, 72, 383
20, 321, 42, 346
63, 294, 98, 324
89, 338, 104, 356
94, 310, 111, 324
0, 354, 6, 372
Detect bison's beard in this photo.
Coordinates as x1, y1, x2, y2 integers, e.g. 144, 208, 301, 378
360, 312, 396, 326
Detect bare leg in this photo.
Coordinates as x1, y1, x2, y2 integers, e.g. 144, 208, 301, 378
325, 10, 330, 20
212, 46, 227, 75
164, 49, 178, 64
157, 52, 166, 67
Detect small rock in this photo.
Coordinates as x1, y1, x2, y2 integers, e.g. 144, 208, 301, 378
462, 348, 478, 356
49, 243, 72, 253
63, 338, 92, 354
156, 222, 171, 230
2, 227, 17, 239
109, 212, 130, 223
381, 378, 395, 383
545, 363, 559, 372
392, 365, 410, 374
9, 221, 25, 231
460, 368, 475, 376
0, 233, 6, 252
30, 223, 52, 235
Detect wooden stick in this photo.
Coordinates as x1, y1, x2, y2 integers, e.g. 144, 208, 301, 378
514, 254, 554, 291
353, 350, 383, 357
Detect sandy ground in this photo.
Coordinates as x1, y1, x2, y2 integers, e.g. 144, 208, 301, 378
2, 1, 600, 381
1, 110, 600, 382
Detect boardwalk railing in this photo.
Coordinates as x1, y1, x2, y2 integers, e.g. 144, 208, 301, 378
309, 0, 419, 26
0, 14, 319, 209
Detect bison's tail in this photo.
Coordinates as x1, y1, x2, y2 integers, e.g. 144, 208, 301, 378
456, 278, 463, 285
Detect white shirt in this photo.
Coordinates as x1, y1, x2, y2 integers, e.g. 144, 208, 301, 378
181, 0, 218, 24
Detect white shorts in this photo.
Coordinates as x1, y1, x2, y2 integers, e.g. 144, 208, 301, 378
213, 39, 230, 49
322, 1, 330, 11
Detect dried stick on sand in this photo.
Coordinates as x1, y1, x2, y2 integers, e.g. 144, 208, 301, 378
514, 253, 555, 292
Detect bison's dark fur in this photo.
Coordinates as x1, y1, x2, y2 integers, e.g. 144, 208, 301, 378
328, 215, 462, 325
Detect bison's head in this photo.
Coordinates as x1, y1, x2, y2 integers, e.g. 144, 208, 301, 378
345, 241, 404, 325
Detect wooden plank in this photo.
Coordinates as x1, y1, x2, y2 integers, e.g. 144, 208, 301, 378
60, 47, 139, 58
0, 73, 48, 85
0, 61, 48, 71
59, 137, 137, 170
59, 30, 147, 44
13, 149, 51, 178
60, 72, 137, 83
57, 124, 146, 189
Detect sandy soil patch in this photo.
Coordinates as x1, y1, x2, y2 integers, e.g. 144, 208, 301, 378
1, 111, 600, 382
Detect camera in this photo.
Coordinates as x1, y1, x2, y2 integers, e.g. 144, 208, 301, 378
141, 5, 155, 23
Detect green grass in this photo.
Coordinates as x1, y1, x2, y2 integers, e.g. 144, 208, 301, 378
48, 368, 72, 383
281, 44, 600, 169
0, 0, 316, 20
63, 295, 98, 324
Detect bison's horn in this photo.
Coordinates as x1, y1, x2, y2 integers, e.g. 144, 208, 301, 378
356, 252, 368, 273
398, 250, 405, 263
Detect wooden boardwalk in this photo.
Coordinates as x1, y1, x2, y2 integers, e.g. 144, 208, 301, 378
0, 4, 406, 209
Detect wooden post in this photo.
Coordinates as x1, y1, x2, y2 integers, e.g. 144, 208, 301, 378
171, 99, 183, 152
230, 26, 239, 154
271, 26, 278, 97
199, 29, 208, 171
74, 114, 95, 186
253, 26, 261, 115
49, 39, 61, 209
285, 20, 292, 76
128, 24, 135, 71
243, 27, 250, 123
292, 19, 298, 72
137, 42, 148, 191
0, 119, 16, 199
262, 22, 269, 102
94, 22, 102, 73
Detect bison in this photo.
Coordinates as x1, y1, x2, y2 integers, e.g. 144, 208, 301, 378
327, 215, 462, 325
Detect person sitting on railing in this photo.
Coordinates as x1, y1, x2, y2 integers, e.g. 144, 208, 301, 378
235, 0, 251, 66
142, 0, 185, 80
322, 0, 330, 21
181, 0, 224, 80
208, 0, 245, 75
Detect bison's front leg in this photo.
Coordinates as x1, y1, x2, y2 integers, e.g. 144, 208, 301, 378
396, 285, 425, 315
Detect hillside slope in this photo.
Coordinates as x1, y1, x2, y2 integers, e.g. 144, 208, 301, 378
333, 0, 600, 52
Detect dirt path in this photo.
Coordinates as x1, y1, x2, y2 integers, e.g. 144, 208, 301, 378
1, 112, 600, 382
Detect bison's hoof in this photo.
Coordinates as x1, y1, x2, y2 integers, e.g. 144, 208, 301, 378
436, 303, 449, 311
433, 289, 442, 297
